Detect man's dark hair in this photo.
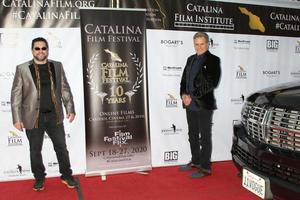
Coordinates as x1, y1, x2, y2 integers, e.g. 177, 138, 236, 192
31, 37, 48, 49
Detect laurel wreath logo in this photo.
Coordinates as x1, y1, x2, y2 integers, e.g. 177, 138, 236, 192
125, 53, 143, 102
87, 51, 143, 104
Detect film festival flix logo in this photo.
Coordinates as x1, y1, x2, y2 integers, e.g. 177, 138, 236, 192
8, 131, 23, 146
87, 50, 143, 105
104, 130, 133, 147
239, 7, 265, 33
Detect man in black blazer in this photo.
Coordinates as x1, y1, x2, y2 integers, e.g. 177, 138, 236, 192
179, 32, 221, 178
11, 37, 78, 191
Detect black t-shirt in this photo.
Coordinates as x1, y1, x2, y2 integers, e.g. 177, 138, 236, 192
38, 64, 55, 113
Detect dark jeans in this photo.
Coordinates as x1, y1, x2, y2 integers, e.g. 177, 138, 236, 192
26, 112, 72, 180
186, 109, 214, 170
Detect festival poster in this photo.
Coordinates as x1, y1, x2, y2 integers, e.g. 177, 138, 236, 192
80, 8, 151, 175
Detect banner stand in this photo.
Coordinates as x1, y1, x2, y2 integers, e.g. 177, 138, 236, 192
80, 7, 152, 177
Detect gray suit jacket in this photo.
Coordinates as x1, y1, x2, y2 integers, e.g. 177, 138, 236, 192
11, 59, 75, 129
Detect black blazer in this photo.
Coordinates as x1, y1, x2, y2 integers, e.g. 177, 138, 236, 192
180, 51, 221, 110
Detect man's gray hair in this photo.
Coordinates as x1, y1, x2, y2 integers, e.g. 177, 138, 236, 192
193, 32, 209, 43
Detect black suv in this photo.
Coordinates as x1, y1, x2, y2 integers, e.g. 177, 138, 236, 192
231, 81, 300, 200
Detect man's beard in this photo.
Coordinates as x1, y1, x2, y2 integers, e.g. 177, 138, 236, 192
34, 54, 47, 62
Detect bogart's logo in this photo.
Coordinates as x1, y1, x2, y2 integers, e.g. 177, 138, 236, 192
262, 70, 280, 78
104, 130, 133, 147
87, 50, 143, 104
160, 39, 183, 47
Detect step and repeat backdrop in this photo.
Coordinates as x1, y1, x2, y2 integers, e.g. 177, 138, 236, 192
0, 0, 299, 181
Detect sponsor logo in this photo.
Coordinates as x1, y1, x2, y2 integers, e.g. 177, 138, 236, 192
8, 131, 23, 146
160, 39, 183, 47
233, 39, 251, 50
47, 32, 62, 48
209, 38, 220, 49
1, 100, 11, 112
0, 71, 15, 80
104, 130, 133, 147
295, 40, 300, 53
290, 70, 300, 78
161, 124, 182, 135
164, 151, 178, 162
262, 70, 280, 78
3, 164, 30, 177
48, 162, 59, 167
162, 65, 182, 77
47, 161, 60, 173
266, 40, 279, 51
162, 65, 182, 71
0, 32, 3, 45
235, 65, 247, 79
231, 94, 245, 104
166, 94, 178, 108
0, 32, 19, 47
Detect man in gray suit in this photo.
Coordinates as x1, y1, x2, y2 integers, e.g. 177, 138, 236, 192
11, 37, 78, 191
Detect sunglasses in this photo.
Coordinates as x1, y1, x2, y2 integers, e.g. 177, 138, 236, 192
34, 47, 47, 51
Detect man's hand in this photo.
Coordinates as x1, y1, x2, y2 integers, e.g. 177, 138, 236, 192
182, 94, 192, 106
14, 122, 24, 132
67, 113, 76, 123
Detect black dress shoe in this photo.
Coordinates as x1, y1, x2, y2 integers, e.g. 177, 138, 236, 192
198, 167, 211, 175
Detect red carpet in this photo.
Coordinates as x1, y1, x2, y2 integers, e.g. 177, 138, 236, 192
0, 161, 260, 200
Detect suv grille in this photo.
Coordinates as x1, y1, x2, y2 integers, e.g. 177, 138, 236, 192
242, 102, 300, 152
235, 145, 300, 185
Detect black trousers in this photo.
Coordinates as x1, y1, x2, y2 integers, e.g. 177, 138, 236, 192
186, 109, 214, 170
26, 112, 72, 180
